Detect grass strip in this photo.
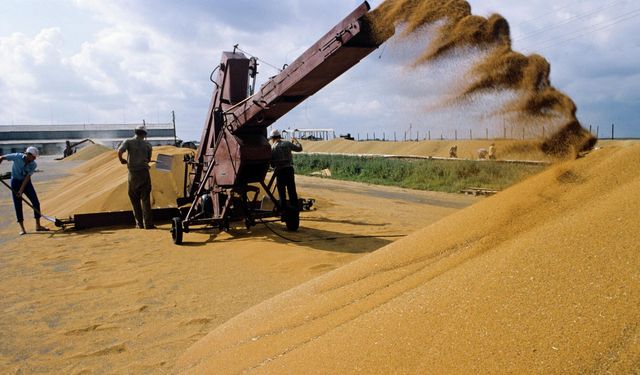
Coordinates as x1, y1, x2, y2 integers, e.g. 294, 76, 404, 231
294, 154, 547, 193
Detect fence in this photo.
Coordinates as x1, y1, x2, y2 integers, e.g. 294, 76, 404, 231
346, 123, 624, 142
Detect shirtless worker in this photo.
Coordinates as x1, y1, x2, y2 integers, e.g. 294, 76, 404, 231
488, 143, 496, 160
118, 124, 155, 229
449, 145, 458, 158
0, 146, 49, 235
269, 129, 303, 211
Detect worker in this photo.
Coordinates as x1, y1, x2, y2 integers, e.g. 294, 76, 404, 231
488, 143, 496, 160
118, 124, 155, 229
0, 146, 49, 235
477, 148, 488, 159
63, 141, 74, 158
269, 129, 303, 211
449, 145, 458, 158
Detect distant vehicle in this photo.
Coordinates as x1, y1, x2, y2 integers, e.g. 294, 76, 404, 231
59, 139, 95, 159
339, 133, 354, 141
301, 135, 322, 141
179, 141, 199, 150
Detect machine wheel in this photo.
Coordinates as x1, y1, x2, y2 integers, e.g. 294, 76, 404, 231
244, 217, 255, 230
219, 218, 230, 232
171, 217, 183, 245
284, 209, 300, 231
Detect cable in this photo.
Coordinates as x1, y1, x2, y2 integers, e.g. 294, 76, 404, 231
513, 0, 585, 28
515, 0, 627, 42
209, 65, 220, 83
532, 7, 640, 46
532, 8, 640, 50
233, 45, 284, 74
378, 43, 388, 59
258, 218, 301, 242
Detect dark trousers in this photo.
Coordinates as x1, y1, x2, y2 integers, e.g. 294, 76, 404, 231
11, 178, 40, 222
128, 169, 153, 227
275, 166, 298, 210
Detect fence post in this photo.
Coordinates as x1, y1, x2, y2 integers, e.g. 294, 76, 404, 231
504, 126, 507, 139
404, 132, 407, 141
469, 129, 472, 140
486, 128, 488, 139
611, 123, 614, 140
394, 131, 396, 142
596, 125, 599, 139
428, 130, 431, 140
172, 110, 177, 146
455, 129, 457, 141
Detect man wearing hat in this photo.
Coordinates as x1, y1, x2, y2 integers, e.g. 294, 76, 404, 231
0, 146, 49, 234
269, 129, 303, 211
118, 124, 155, 229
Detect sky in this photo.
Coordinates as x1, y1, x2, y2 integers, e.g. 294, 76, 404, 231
1, 0, 638, 141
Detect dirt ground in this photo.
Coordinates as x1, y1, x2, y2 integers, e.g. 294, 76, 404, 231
0, 157, 478, 374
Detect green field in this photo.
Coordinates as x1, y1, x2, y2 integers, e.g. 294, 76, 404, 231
293, 154, 548, 193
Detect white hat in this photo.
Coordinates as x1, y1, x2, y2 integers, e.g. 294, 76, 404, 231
135, 124, 148, 133
269, 129, 281, 139
26, 146, 39, 158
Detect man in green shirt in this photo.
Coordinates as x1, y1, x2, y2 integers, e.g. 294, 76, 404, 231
118, 125, 155, 229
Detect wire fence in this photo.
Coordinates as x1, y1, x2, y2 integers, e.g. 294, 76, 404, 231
333, 124, 626, 142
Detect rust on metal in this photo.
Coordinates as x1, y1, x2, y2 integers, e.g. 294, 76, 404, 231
175, 1, 392, 243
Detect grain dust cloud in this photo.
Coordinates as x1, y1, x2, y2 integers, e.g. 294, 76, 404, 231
367, 0, 596, 157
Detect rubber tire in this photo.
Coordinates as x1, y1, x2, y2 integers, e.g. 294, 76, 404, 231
171, 217, 183, 245
284, 210, 300, 231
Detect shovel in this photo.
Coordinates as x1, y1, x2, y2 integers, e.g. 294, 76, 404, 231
0, 177, 64, 228
154, 154, 174, 172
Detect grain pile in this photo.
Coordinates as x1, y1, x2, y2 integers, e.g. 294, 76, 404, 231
62, 144, 112, 161
367, 0, 595, 157
43, 145, 193, 217
178, 143, 640, 373
301, 138, 550, 161
0, 160, 476, 373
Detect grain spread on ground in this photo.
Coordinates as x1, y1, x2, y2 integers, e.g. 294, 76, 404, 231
177, 142, 640, 373
0, 147, 479, 373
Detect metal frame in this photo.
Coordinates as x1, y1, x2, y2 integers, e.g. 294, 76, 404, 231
170, 1, 391, 244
